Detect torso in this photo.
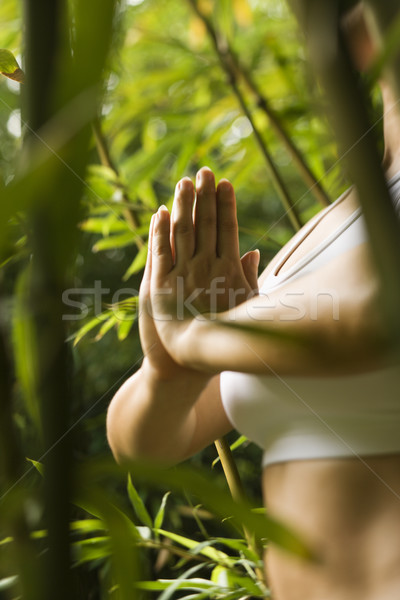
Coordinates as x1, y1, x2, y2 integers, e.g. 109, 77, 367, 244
256, 185, 400, 599
262, 455, 400, 600
259, 185, 361, 285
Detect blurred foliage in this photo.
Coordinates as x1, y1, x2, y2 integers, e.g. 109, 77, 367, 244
0, 0, 385, 598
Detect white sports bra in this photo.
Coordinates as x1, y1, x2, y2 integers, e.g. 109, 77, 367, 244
220, 172, 400, 467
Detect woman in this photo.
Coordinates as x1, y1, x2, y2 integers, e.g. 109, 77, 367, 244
107, 4, 400, 599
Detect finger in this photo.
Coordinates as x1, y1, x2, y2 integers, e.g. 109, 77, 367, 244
216, 179, 240, 259
240, 250, 260, 293
193, 167, 217, 256
140, 214, 155, 298
172, 177, 195, 266
151, 206, 173, 284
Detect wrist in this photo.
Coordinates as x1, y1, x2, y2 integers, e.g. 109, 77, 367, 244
140, 357, 211, 392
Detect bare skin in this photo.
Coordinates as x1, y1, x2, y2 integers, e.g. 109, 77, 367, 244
107, 5, 400, 599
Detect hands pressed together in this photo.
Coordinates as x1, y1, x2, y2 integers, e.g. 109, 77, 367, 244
139, 167, 260, 376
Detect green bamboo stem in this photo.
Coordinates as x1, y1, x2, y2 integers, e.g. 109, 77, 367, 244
92, 116, 144, 246
214, 438, 266, 586
23, 1, 74, 598
187, 0, 301, 232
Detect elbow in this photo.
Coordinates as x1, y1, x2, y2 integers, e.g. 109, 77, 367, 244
106, 395, 128, 466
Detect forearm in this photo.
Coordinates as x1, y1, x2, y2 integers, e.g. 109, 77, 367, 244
106, 360, 211, 464
177, 252, 387, 376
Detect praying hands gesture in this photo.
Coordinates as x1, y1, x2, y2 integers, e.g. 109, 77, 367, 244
139, 167, 260, 375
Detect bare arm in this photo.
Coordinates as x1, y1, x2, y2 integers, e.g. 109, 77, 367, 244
106, 362, 231, 464
106, 176, 261, 465
177, 243, 387, 376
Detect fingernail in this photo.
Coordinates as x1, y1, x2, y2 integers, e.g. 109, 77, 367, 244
158, 204, 168, 213
252, 249, 260, 265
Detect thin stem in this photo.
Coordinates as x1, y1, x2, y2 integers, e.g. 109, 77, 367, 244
214, 438, 266, 586
92, 117, 144, 246
187, 0, 302, 232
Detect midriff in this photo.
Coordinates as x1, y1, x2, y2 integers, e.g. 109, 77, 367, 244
262, 454, 400, 600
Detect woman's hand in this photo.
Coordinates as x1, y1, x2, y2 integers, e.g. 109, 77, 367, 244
149, 167, 259, 366
139, 211, 207, 382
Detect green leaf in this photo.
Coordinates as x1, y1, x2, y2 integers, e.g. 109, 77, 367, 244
127, 462, 314, 560
92, 231, 135, 252
96, 313, 119, 341
70, 519, 107, 534
123, 243, 148, 280
158, 564, 209, 600
135, 579, 218, 592
12, 267, 42, 435
214, 537, 260, 563
117, 317, 134, 341
71, 536, 112, 566
127, 474, 153, 529
154, 491, 170, 530
0, 576, 18, 592
0, 49, 24, 82
72, 311, 112, 346
211, 565, 262, 597
80, 215, 130, 235
26, 457, 44, 476
155, 529, 230, 563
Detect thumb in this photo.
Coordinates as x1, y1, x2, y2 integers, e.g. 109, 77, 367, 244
240, 249, 260, 293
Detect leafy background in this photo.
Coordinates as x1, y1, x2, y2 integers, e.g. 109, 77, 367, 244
0, 0, 387, 598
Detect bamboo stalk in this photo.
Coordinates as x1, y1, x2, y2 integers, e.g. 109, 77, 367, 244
187, 0, 302, 232
23, 1, 74, 598
214, 438, 266, 586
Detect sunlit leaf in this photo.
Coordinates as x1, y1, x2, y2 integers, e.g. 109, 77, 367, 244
155, 529, 231, 564
154, 491, 171, 530
0, 48, 24, 81
123, 243, 148, 280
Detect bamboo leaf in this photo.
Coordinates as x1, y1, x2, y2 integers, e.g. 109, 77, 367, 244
12, 267, 41, 435
72, 312, 112, 346
155, 529, 230, 563
0, 48, 24, 82
0, 576, 18, 592
117, 317, 134, 341
154, 491, 171, 530
123, 243, 148, 280
127, 474, 153, 529
158, 564, 210, 600
92, 231, 135, 252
